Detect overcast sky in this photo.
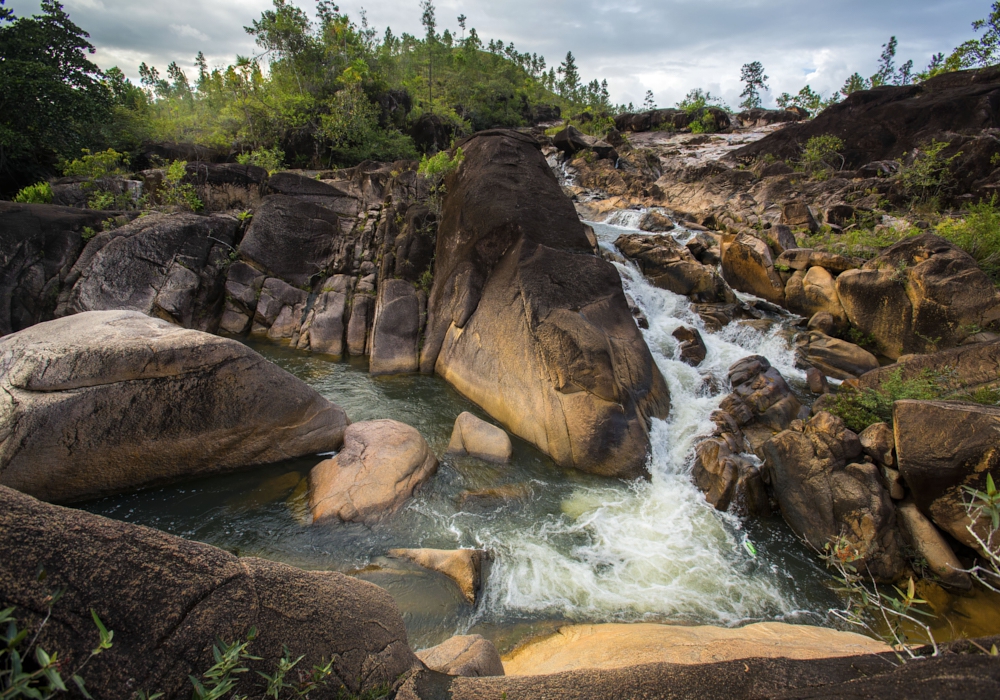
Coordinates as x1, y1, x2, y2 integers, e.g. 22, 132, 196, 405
5, 0, 991, 108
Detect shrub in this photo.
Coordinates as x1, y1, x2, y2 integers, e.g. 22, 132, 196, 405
895, 140, 961, 205
12, 182, 53, 204
828, 368, 943, 433
688, 112, 718, 134
417, 147, 465, 180
237, 147, 285, 174
936, 195, 1000, 282
161, 160, 203, 212
61, 148, 128, 179
800, 135, 844, 178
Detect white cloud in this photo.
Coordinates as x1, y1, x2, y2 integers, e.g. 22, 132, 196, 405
169, 24, 210, 43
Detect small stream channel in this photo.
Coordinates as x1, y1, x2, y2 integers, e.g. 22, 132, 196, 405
83, 214, 946, 654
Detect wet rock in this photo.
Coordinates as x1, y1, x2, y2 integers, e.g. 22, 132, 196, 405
58, 212, 237, 332
783, 266, 848, 330
238, 195, 342, 287
617, 233, 733, 303
781, 202, 818, 232
639, 210, 675, 232
722, 355, 802, 436
388, 548, 484, 605
421, 130, 670, 479
0, 311, 348, 503
762, 412, 904, 581
894, 400, 1000, 555
446, 412, 513, 464
672, 326, 707, 366
0, 486, 420, 700
457, 484, 533, 509
500, 622, 890, 677
370, 279, 421, 375
897, 500, 972, 590
693, 435, 770, 516
416, 635, 504, 677
859, 423, 895, 468
720, 233, 785, 305
309, 420, 437, 525
795, 331, 879, 380
624, 293, 649, 329
837, 234, 1000, 359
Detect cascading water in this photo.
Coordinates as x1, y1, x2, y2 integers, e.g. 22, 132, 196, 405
469, 218, 825, 628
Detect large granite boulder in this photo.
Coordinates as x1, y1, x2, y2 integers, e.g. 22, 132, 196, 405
894, 400, 1000, 555
309, 420, 438, 524
446, 412, 513, 463
370, 279, 421, 375
783, 266, 848, 330
794, 331, 879, 380
56, 212, 237, 333
761, 412, 904, 581
856, 339, 1000, 393
0, 202, 122, 336
836, 234, 1000, 359
720, 233, 786, 305
0, 311, 348, 503
420, 130, 670, 479
0, 486, 419, 699
388, 548, 484, 604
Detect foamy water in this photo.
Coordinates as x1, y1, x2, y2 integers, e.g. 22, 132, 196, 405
472, 218, 820, 627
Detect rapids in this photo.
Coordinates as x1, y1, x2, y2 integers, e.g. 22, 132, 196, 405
81, 214, 842, 652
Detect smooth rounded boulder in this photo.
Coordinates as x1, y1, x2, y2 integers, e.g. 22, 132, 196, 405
417, 635, 504, 677
388, 548, 484, 605
446, 412, 513, 463
0, 311, 349, 503
309, 420, 438, 524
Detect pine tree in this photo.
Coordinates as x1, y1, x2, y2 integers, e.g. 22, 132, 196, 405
420, 0, 436, 106
739, 61, 768, 110
643, 90, 655, 111
557, 51, 581, 101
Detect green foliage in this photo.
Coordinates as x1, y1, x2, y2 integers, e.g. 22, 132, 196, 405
895, 140, 961, 205
417, 146, 464, 180
935, 195, 1000, 281
237, 147, 285, 174
161, 160, 203, 212
739, 61, 768, 110
828, 368, 944, 433
0, 1, 113, 192
945, 2, 1000, 71
82, 226, 97, 241
419, 267, 434, 293
61, 148, 127, 178
847, 327, 879, 353
12, 182, 52, 204
800, 135, 844, 177
688, 112, 719, 135
676, 88, 727, 114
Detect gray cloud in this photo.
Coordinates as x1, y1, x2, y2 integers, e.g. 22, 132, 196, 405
6, 0, 989, 108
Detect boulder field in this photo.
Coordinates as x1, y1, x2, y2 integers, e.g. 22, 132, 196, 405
421, 130, 670, 478
0, 311, 348, 503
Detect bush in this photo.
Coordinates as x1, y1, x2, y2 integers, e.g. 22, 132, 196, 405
936, 195, 1000, 282
417, 147, 465, 180
237, 147, 285, 174
828, 368, 944, 433
688, 112, 718, 134
161, 161, 203, 212
61, 148, 128, 179
895, 140, 961, 205
801, 135, 844, 178
12, 182, 53, 204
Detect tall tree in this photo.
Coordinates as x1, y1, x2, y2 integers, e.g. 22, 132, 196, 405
643, 90, 656, 111
739, 61, 768, 109
420, 0, 436, 106
0, 0, 111, 191
557, 51, 580, 100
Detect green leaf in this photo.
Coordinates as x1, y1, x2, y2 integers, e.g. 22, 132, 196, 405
73, 674, 95, 699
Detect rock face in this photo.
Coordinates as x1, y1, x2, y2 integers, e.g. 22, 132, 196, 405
388, 548, 484, 604
836, 234, 1000, 359
370, 278, 421, 375
762, 412, 904, 581
894, 400, 1000, 554
0, 202, 123, 336
446, 412, 513, 463
417, 635, 504, 678
856, 339, 1000, 393
720, 233, 785, 305
616, 233, 733, 303
0, 486, 419, 699
692, 434, 769, 516
500, 622, 890, 676
783, 266, 848, 330
309, 420, 438, 524
57, 212, 238, 333
0, 311, 348, 503
421, 130, 670, 478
